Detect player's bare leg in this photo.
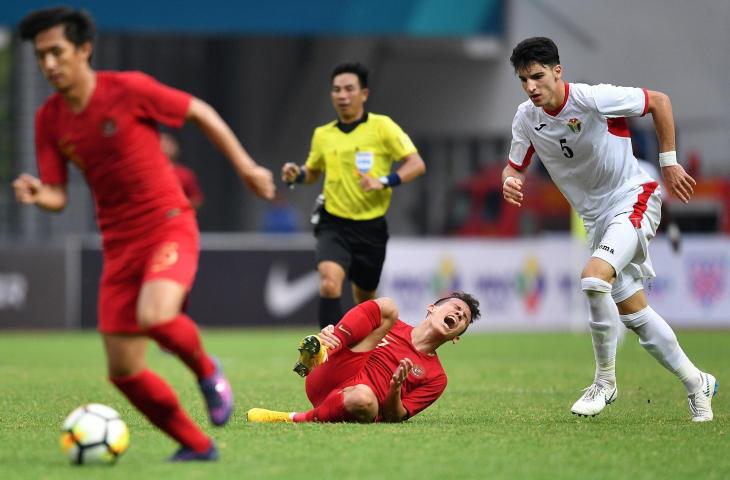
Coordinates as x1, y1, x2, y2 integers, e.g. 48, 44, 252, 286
340, 385, 379, 421
318, 261, 346, 329
136, 279, 186, 329
104, 334, 149, 378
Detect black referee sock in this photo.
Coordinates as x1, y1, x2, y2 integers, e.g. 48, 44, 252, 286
319, 297, 343, 329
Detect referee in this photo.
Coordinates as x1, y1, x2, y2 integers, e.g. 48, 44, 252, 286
282, 62, 426, 328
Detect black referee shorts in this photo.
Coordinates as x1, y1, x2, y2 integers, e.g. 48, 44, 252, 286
314, 210, 389, 292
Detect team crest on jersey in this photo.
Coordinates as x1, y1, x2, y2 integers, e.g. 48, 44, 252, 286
567, 118, 582, 133
101, 118, 117, 137
411, 365, 424, 377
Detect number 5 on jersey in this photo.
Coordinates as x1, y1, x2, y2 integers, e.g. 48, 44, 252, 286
559, 138, 574, 158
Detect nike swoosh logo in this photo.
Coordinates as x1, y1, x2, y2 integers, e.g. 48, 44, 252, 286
264, 262, 320, 317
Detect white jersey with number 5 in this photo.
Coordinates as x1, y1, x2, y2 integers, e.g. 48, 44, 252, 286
508, 82, 655, 227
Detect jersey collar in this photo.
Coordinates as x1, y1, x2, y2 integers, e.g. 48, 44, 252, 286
336, 111, 369, 133
543, 82, 570, 117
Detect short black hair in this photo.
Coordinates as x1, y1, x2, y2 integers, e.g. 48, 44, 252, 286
509, 37, 560, 73
331, 62, 369, 89
18, 7, 95, 47
435, 291, 481, 326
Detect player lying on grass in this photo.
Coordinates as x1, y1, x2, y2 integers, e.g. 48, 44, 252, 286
247, 292, 480, 423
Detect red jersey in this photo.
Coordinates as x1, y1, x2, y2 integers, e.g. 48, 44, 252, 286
35, 71, 193, 250
359, 305, 448, 418
306, 301, 448, 419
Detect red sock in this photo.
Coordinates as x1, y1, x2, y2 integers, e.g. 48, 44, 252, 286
331, 300, 382, 350
111, 369, 211, 452
293, 389, 355, 423
147, 314, 216, 379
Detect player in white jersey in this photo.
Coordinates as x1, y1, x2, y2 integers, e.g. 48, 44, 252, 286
502, 37, 716, 421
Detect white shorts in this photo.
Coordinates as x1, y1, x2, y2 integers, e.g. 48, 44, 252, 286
588, 182, 662, 303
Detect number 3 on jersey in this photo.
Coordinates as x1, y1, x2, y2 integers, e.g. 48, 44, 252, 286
559, 138, 574, 158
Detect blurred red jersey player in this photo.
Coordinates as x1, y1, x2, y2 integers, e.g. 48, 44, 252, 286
161, 133, 204, 211
13, 7, 275, 461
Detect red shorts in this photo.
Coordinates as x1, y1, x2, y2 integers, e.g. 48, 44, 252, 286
98, 214, 199, 334
305, 347, 373, 407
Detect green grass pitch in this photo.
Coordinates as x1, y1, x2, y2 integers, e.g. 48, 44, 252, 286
1, 329, 728, 479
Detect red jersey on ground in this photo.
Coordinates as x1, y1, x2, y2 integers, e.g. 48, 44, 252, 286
306, 301, 448, 419
35, 71, 193, 251
361, 318, 448, 418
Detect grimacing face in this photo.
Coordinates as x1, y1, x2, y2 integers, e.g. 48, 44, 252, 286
330, 72, 368, 122
33, 24, 91, 92
430, 298, 472, 339
517, 61, 563, 110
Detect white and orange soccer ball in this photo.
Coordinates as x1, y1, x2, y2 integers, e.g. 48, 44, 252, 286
60, 403, 129, 465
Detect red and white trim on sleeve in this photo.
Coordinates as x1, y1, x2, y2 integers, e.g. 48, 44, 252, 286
629, 181, 659, 228
641, 88, 649, 116
508, 144, 535, 172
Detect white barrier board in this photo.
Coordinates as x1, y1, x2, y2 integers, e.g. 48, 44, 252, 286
379, 236, 730, 331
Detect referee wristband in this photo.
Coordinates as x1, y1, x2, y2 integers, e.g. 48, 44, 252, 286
379, 172, 402, 188
658, 151, 678, 168
295, 166, 306, 184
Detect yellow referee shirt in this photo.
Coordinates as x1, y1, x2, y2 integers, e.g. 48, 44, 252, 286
305, 112, 417, 220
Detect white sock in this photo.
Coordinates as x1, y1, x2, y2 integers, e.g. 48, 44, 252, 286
581, 277, 618, 386
620, 306, 702, 393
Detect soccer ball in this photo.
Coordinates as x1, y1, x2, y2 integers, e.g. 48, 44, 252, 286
60, 403, 129, 465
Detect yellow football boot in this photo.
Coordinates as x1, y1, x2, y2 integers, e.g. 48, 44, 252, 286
292, 335, 328, 377
246, 408, 293, 423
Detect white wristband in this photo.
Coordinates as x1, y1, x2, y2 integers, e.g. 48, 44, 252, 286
658, 151, 678, 167
503, 176, 515, 189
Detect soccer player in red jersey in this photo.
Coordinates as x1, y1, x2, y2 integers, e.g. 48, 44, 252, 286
13, 8, 275, 461
247, 292, 480, 423
161, 133, 205, 211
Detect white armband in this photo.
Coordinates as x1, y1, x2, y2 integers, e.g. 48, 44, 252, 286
658, 151, 678, 167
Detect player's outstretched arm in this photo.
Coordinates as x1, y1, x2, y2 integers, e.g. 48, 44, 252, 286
12, 173, 67, 212
381, 357, 413, 422
186, 98, 275, 200
502, 164, 526, 207
647, 90, 696, 203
